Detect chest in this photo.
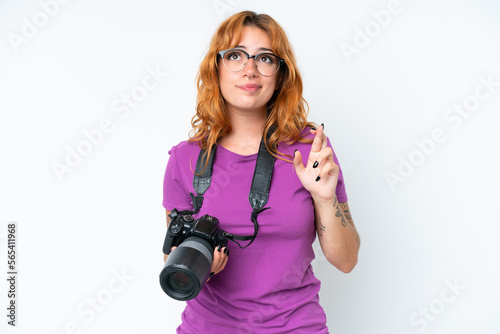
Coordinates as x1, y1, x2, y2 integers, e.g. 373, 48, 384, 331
195, 157, 316, 244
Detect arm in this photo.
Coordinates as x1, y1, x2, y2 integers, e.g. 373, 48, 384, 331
293, 125, 360, 273
313, 198, 360, 273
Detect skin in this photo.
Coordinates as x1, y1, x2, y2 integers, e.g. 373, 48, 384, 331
164, 25, 360, 278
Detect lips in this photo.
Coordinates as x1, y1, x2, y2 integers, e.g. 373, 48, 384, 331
237, 84, 261, 92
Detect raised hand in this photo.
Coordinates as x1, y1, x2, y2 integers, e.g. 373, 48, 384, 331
293, 125, 339, 202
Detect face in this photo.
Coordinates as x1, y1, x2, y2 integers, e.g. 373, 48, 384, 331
218, 26, 278, 116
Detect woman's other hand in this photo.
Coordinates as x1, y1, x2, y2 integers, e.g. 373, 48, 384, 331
293, 124, 339, 202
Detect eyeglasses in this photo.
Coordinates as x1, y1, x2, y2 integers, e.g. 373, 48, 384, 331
218, 48, 285, 76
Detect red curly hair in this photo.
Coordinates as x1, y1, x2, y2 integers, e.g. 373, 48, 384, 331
189, 11, 315, 167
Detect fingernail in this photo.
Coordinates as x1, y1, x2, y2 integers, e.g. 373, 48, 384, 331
294, 149, 297, 157
321, 123, 324, 129
311, 127, 316, 130
312, 161, 319, 168
227, 249, 230, 256
224, 247, 228, 254
217, 245, 221, 252
315, 176, 321, 182
209, 272, 215, 277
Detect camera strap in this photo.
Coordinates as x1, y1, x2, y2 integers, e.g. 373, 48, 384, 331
187, 130, 276, 248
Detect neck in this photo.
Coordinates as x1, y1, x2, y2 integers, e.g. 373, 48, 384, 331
226, 106, 267, 142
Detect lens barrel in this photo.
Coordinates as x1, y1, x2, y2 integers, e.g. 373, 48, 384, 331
159, 236, 213, 301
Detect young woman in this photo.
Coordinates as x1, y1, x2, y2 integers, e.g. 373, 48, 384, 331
162, 11, 360, 333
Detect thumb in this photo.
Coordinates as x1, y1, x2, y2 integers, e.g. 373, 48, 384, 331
293, 150, 305, 177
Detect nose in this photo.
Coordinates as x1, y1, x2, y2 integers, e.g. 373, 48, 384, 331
243, 57, 259, 77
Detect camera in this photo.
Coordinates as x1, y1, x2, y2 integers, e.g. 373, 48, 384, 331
159, 209, 229, 301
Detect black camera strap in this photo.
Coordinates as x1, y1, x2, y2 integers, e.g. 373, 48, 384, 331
186, 131, 275, 248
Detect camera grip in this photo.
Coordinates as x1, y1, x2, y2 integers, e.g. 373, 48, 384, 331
163, 218, 185, 254
162, 232, 175, 255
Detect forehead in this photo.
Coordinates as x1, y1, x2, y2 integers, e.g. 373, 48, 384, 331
232, 26, 273, 51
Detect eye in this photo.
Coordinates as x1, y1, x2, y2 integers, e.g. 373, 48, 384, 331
225, 50, 243, 61
257, 54, 275, 64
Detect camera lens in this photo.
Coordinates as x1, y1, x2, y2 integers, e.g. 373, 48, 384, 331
159, 236, 213, 301
166, 271, 194, 295
173, 272, 191, 287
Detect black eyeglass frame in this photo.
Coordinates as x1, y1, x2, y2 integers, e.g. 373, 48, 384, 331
218, 48, 285, 76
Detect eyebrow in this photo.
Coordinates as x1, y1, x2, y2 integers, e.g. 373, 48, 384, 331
234, 45, 274, 53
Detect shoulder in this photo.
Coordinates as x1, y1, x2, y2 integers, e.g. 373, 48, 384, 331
279, 125, 342, 160
167, 140, 203, 172
168, 140, 201, 157
299, 126, 315, 140
283, 125, 316, 145
278, 126, 315, 154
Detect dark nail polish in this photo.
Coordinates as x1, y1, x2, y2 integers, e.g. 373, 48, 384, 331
315, 176, 321, 182
209, 272, 215, 277
311, 127, 316, 130
227, 249, 230, 256
312, 161, 319, 168
223, 247, 228, 254
218, 245, 221, 252
294, 149, 297, 157
321, 123, 324, 129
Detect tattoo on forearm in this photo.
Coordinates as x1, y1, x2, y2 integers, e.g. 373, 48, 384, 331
319, 223, 326, 237
344, 210, 353, 223
335, 202, 347, 227
339, 203, 353, 225
339, 202, 360, 247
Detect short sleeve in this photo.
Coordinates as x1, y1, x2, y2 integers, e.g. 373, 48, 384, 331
327, 137, 348, 202
162, 146, 193, 211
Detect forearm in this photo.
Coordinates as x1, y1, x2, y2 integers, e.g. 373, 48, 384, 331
313, 196, 360, 273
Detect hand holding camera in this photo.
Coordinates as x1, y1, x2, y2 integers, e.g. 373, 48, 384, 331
167, 243, 229, 283
160, 209, 231, 301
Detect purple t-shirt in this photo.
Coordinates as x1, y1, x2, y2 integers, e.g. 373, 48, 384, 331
162, 129, 347, 334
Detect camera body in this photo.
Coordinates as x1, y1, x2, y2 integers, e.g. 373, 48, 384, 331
160, 209, 229, 301
163, 210, 228, 255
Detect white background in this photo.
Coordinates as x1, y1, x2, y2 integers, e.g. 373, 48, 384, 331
1, 0, 499, 333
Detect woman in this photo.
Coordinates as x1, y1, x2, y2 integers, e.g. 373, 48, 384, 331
162, 11, 360, 333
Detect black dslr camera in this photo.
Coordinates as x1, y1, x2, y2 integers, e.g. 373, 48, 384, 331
159, 209, 230, 301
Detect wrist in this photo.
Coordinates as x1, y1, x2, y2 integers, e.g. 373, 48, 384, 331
312, 194, 337, 207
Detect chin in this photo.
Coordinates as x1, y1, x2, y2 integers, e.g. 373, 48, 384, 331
239, 103, 268, 113
227, 99, 268, 113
